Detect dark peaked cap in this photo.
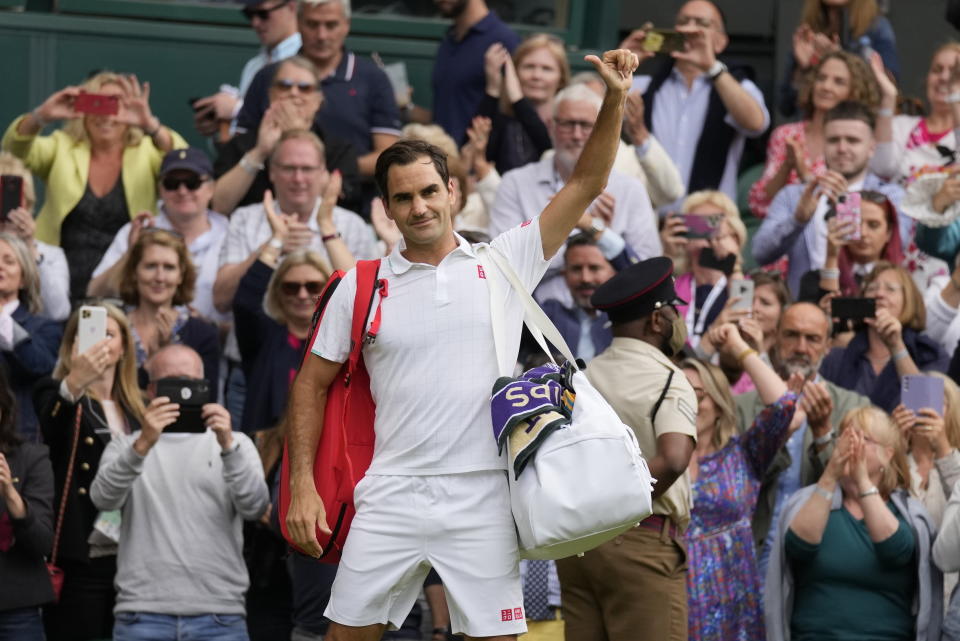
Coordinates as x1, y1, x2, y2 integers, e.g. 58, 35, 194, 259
590, 256, 688, 324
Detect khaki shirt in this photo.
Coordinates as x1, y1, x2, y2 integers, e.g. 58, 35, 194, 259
586, 337, 698, 529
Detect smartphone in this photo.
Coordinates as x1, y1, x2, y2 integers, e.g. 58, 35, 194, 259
641, 29, 687, 54
730, 279, 754, 312
901, 375, 945, 416
683, 214, 722, 240
77, 305, 107, 355
834, 192, 862, 241
74, 92, 119, 116
154, 377, 211, 434
188, 97, 216, 121
697, 246, 737, 275
0, 175, 23, 221
830, 297, 875, 334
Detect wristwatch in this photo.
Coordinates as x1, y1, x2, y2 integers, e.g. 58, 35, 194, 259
590, 217, 606, 236
813, 430, 834, 446
707, 60, 728, 83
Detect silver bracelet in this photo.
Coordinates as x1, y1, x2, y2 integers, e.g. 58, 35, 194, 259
144, 121, 162, 138
240, 153, 264, 176
877, 107, 894, 118
820, 268, 840, 280
892, 348, 909, 362
859, 486, 880, 499
813, 485, 834, 501
813, 430, 834, 446
31, 107, 49, 128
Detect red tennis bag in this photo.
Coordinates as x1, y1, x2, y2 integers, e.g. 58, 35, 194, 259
278, 259, 384, 562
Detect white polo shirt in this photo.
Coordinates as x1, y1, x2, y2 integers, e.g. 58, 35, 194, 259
311, 219, 551, 475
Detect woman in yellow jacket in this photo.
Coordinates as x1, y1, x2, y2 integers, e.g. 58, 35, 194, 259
2, 71, 186, 302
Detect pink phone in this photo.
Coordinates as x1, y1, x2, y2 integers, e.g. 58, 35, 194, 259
834, 192, 862, 241
74, 93, 119, 116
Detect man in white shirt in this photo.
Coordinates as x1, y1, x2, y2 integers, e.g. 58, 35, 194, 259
489, 83, 661, 306
88, 148, 229, 323
622, 0, 769, 210
192, 0, 302, 136
284, 49, 639, 641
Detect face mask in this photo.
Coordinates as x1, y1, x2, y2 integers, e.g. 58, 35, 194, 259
661, 309, 688, 357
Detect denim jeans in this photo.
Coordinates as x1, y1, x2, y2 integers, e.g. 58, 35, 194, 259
113, 612, 249, 641
0, 607, 45, 641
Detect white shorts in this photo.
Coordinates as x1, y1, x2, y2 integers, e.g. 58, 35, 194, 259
325, 470, 527, 637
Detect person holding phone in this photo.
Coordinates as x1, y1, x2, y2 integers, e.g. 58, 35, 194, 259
748, 51, 878, 218
667, 190, 747, 349
765, 406, 942, 641
1, 71, 186, 302
819, 263, 950, 412
116, 230, 220, 393
90, 344, 267, 641
33, 303, 145, 641
0, 365, 55, 641
0, 153, 69, 322
0, 233, 62, 442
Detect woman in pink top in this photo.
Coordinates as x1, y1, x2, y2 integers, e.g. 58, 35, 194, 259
749, 51, 878, 218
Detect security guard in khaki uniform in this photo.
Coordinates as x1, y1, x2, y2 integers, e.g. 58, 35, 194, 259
556, 256, 698, 641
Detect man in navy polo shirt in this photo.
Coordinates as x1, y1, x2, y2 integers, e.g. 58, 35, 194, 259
236, 0, 402, 178
432, 0, 519, 144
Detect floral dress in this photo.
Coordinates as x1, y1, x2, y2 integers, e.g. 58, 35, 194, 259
748, 122, 827, 219
686, 392, 798, 641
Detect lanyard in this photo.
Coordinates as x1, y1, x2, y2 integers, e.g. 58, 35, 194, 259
685, 276, 726, 348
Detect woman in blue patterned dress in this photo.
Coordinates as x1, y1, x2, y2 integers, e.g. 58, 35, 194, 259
681, 323, 799, 641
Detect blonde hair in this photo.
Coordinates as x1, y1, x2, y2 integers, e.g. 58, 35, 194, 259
928, 372, 960, 449
861, 261, 926, 331
681, 189, 746, 247
514, 33, 571, 92
270, 129, 327, 168
0, 152, 37, 211
801, 0, 879, 40
681, 358, 738, 451
117, 230, 197, 307
62, 71, 144, 147
401, 124, 460, 161
54, 303, 146, 423
838, 406, 910, 497
0, 233, 42, 315
264, 251, 332, 325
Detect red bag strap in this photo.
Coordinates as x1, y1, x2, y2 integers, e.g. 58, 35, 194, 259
345, 260, 386, 382
50, 402, 83, 566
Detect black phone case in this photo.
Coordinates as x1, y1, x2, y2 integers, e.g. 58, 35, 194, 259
155, 378, 211, 433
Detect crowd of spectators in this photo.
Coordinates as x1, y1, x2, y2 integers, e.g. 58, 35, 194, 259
3, 0, 960, 639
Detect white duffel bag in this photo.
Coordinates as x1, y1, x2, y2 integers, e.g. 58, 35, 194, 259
478, 245, 655, 560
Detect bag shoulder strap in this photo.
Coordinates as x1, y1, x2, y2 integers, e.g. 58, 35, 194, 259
346, 259, 385, 379
50, 402, 83, 565
477, 245, 578, 373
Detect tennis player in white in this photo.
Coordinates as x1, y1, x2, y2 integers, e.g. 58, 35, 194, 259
285, 48, 639, 641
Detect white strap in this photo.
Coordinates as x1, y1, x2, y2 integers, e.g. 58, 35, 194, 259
477, 245, 579, 373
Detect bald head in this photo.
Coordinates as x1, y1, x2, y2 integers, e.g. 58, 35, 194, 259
772, 303, 830, 380
145, 344, 204, 382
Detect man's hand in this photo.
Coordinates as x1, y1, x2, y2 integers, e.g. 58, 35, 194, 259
135, 396, 180, 456
800, 380, 833, 438
619, 24, 655, 66
286, 484, 332, 558
585, 49, 639, 95
203, 403, 234, 451
589, 191, 615, 225
672, 26, 716, 72
794, 179, 820, 224
624, 91, 649, 146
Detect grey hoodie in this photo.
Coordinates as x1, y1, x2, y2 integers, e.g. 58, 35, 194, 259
764, 485, 942, 641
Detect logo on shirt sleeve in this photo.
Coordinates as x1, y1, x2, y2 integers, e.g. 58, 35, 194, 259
500, 606, 524, 621
520, 220, 532, 227
477, 265, 486, 279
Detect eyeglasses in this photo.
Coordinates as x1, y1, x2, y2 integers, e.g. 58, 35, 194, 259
161, 175, 205, 191
272, 79, 318, 94
241, 0, 289, 21
273, 163, 322, 175
280, 281, 324, 296
555, 119, 594, 133
863, 281, 903, 296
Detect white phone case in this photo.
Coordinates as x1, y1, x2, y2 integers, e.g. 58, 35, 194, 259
730, 279, 754, 312
77, 305, 107, 355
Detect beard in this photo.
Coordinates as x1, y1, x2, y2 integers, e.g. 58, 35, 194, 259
436, 0, 468, 18
771, 350, 819, 381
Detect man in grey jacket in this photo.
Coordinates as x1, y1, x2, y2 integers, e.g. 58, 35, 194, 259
735, 302, 871, 571
91, 344, 269, 641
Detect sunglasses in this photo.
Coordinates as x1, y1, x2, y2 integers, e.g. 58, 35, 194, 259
241, 0, 289, 21
280, 281, 324, 296
273, 79, 318, 93
161, 175, 205, 191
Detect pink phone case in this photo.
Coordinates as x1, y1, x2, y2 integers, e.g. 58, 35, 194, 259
835, 192, 862, 241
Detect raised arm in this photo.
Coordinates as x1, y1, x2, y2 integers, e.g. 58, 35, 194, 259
538, 49, 638, 260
